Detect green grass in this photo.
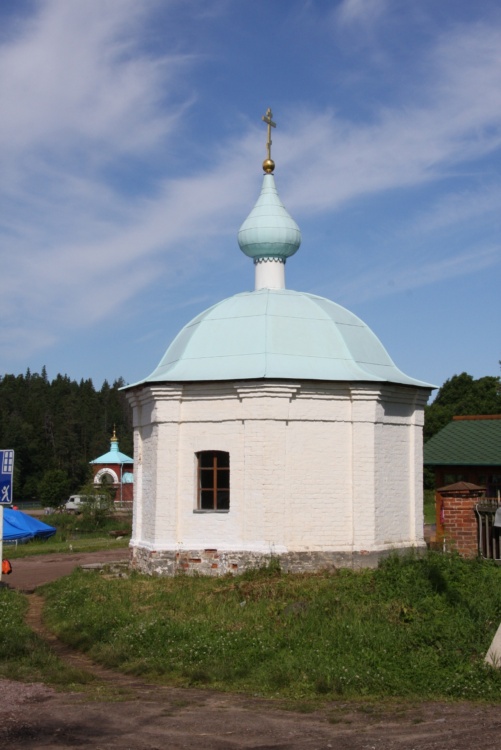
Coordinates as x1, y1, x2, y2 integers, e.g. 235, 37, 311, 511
423, 489, 436, 525
0, 588, 94, 688
40, 552, 501, 702
6, 535, 130, 559
5, 512, 131, 558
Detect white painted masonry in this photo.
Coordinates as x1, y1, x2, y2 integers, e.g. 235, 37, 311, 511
254, 257, 286, 290
126, 379, 429, 574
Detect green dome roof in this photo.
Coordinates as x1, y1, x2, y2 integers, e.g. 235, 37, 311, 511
132, 288, 432, 387
90, 436, 133, 465
238, 174, 301, 260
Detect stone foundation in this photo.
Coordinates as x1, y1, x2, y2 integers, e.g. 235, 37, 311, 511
131, 544, 425, 577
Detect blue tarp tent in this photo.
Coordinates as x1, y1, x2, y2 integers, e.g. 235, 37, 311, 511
2, 508, 56, 542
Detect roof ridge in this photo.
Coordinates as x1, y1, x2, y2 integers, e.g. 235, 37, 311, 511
453, 414, 501, 421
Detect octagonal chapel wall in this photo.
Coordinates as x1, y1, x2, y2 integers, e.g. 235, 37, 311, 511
126, 380, 428, 576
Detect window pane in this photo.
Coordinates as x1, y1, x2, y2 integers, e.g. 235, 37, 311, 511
217, 470, 230, 489
200, 489, 214, 510
200, 469, 214, 488
217, 452, 230, 468
200, 453, 214, 468
217, 490, 230, 510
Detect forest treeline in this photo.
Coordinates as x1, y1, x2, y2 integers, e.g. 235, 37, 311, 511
0, 368, 499, 503
0, 367, 132, 503
423, 372, 501, 442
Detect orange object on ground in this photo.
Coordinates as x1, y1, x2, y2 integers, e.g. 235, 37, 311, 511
2, 559, 12, 575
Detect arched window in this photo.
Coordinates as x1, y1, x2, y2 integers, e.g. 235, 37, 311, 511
94, 467, 118, 485
197, 451, 230, 511
99, 473, 114, 486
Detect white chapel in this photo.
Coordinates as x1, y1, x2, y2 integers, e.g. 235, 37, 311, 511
124, 110, 433, 576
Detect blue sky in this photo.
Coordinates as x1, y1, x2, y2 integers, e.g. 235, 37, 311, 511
1, 0, 500, 392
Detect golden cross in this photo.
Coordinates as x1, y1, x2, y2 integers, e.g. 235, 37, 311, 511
262, 107, 276, 161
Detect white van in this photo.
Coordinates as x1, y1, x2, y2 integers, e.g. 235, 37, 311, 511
63, 495, 108, 513
63, 495, 88, 513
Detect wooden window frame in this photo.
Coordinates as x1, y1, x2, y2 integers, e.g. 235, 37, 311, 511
196, 450, 230, 512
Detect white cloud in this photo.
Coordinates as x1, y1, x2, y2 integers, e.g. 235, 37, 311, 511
0, 0, 199, 341
0, 0, 189, 157
1, 122, 260, 339
336, 0, 389, 27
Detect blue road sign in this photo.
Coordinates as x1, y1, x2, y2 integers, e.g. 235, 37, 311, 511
0, 449, 14, 504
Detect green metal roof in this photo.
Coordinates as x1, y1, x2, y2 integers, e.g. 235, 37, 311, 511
90, 438, 133, 465
128, 288, 433, 388
424, 418, 501, 466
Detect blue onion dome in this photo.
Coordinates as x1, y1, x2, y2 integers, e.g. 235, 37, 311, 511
238, 174, 301, 261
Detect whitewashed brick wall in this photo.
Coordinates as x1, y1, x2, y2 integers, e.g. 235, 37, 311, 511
126, 380, 430, 561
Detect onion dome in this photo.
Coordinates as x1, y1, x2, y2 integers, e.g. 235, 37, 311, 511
237, 174, 301, 262
237, 106, 301, 290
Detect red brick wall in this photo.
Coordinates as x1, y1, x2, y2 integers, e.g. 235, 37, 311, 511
119, 483, 133, 502
92, 463, 133, 504
437, 493, 478, 557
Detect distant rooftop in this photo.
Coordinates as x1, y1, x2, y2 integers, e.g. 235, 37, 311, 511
90, 430, 133, 465
424, 416, 501, 466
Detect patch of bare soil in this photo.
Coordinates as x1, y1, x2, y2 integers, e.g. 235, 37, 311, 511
3, 676, 501, 750
4, 548, 131, 593
3, 551, 501, 749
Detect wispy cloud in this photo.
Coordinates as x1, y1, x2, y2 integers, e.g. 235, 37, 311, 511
403, 185, 501, 237
0, 0, 187, 157
333, 244, 500, 306
0, 0, 199, 348
335, 0, 389, 28
280, 21, 501, 213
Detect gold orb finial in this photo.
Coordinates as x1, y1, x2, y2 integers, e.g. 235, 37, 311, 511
262, 158, 275, 174
262, 107, 276, 173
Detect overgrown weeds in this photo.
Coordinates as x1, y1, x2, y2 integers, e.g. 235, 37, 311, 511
36, 552, 501, 700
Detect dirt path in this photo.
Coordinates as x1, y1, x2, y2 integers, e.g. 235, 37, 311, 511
2, 551, 501, 749
4, 547, 131, 592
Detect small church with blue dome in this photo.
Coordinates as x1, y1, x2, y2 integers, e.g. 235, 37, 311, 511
90, 428, 134, 504
124, 110, 433, 576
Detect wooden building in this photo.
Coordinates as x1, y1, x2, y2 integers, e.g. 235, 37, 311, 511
424, 415, 501, 497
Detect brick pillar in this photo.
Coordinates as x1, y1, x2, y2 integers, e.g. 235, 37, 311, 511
438, 493, 478, 557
